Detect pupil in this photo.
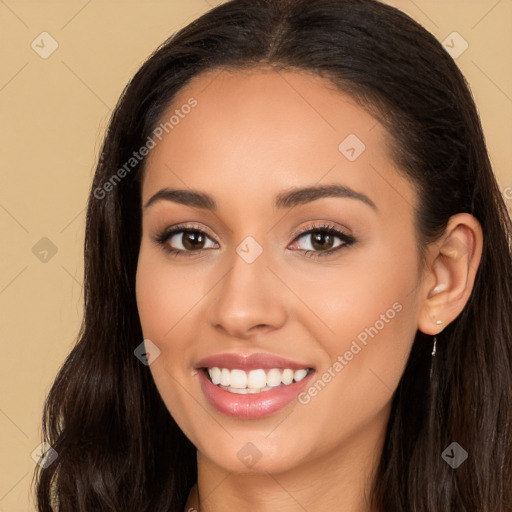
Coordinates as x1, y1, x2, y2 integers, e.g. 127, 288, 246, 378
311, 232, 333, 251
180, 231, 335, 252
183, 231, 205, 250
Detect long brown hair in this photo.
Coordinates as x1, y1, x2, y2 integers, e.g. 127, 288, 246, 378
34, 0, 512, 510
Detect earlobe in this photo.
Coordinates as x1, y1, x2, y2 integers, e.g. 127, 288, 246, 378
417, 213, 483, 335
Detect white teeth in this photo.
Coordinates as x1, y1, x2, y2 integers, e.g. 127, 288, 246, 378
223, 385, 272, 394
247, 369, 267, 389
209, 367, 221, 385
229, 369, 247, 389
206, 366, 311, 392
282, 368, 294, 385
266, 368, 282, 387
293, 369, 308, 382
220, 368, 230, 386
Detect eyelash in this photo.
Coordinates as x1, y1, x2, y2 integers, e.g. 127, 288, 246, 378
153, 222, 356, 259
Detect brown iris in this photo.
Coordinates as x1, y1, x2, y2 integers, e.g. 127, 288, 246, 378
181, 230, 207, 250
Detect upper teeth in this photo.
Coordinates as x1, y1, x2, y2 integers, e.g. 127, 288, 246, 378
208, 367, 309, 390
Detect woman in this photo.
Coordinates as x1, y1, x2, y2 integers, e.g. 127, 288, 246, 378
34, 0, 512, 510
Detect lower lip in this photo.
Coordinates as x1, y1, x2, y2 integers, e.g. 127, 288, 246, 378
198, 369, 315, 419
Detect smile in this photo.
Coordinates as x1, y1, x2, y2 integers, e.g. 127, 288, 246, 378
195, 352, 316, 418
206, 367, 312, 394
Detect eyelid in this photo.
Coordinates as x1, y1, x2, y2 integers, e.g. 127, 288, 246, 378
153, 222, 351, 244
291, 222, 352, 240
288, 222, 356, 257
153, 222, 219, 244
153, 221, 355, 258
289, 220, 353, 240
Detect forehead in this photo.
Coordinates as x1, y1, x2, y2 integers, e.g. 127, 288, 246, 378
141, 67, 416, 216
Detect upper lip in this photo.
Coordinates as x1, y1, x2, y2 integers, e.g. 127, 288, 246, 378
195, 352, 314, 371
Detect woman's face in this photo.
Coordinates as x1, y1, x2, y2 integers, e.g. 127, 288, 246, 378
136, 67, 425, 475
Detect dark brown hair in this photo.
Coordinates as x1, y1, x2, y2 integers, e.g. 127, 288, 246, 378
34, 0, 512, 510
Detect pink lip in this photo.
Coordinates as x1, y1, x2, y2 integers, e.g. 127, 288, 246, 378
195, 352, 314, 371
197, 368, 315, 419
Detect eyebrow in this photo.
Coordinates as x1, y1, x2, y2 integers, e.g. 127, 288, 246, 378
143, 183, 377, 211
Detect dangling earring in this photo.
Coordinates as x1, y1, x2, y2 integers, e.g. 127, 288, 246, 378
430, 317, 442, 380
429, 335, 437, 380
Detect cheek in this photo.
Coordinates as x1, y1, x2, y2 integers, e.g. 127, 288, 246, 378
135, 244, 201, 340
135, 245, 194, 397
309, 236, 420, 413
135, 245, 199, 425
135, 241, 215, 390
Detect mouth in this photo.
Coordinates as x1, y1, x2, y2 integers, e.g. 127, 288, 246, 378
195, 352, 316, 418
202, 366, 315, 394
198, 366, 316, 419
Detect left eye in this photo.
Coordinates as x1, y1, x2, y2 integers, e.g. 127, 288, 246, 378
289, 227, 352, 253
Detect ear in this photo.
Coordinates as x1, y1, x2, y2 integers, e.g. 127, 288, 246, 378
417, 213, 483, 335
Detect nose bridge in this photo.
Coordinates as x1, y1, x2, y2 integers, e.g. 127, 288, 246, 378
207, 238, 287, 337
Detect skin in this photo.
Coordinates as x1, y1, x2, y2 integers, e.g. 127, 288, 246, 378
135, 67, 483, 512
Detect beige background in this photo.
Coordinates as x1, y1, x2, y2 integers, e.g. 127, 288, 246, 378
0, 1, 511, 510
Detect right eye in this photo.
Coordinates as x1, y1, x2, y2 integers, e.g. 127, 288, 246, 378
154, 225, 219, 256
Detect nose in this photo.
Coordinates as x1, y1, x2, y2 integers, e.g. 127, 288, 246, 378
207, 247, 287, 339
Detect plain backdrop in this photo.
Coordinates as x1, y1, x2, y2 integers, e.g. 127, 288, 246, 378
0, 1, 511, 510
